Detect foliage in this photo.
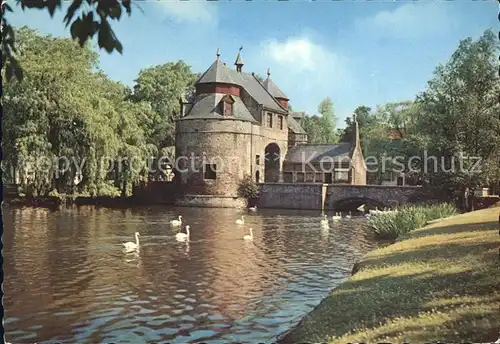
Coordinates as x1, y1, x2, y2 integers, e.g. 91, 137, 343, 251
338, 102, 419, 184
339, 106, 375, 143
238, 175, 259, 199
369, 203, 457, 240
130, 61, 197, 147
302, 97, 339, 144
317, 97, 339, 143
1, 27, 189, 198
2, 0, 135, 83
410, 29, 500, 201
302, 115, 324, 144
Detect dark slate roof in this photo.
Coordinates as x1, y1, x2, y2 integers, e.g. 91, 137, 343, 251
287, 115, 307, 134
290, 111, 305, 120
196, 59, 239, 85
196, 59, 287, 113
285, 143, 353, 163
262, 77, 289, 100
239, 73, 286, 112
179, 93, 257, 123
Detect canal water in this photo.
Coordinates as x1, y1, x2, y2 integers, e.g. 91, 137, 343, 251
3, 205, 377, 344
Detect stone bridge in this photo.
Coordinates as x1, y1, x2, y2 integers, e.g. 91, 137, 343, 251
325, 184, 423, 210
258, 183, 426, 210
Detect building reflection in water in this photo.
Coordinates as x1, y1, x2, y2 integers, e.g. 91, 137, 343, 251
3, 205, 376, 344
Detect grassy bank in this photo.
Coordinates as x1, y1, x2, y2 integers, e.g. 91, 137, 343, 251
278, 207, 500, 343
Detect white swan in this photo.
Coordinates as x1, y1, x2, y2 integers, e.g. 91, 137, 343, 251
357, 204, 366, 212
332, 212, 342, 221
236, 215, 245, 225
345, 211, 352, 219
243, 228, 254, 241
176, 225, 190, 242
320, 214, 329, 226
171, 215, 182, 226
249, 206, 257, 212
123, 232, 140, 252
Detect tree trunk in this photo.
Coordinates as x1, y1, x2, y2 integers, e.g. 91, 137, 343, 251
461, 186, 470, 212
468, 193, 475, 212
121, 180, 127, 198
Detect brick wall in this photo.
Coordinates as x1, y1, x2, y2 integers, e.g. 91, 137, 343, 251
258, 183, 325, 210
175, 118, 289, 197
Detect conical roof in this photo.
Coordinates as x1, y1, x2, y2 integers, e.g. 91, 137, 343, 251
196, 59, 240, 85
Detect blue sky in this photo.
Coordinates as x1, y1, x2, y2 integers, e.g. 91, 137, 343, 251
9, 0, 497, 128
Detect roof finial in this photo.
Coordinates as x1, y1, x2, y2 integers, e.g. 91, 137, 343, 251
235, 46, 244, 72
266, 68, 271, 77
216, 48, 220, 60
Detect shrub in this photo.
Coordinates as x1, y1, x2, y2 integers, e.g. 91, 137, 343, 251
238, 175, 259, 199
96, 182, 121, 197
369, 203, 457, 240
48, 189, 67, 204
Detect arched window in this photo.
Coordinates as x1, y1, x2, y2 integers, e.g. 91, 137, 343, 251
255, 170, 260, 183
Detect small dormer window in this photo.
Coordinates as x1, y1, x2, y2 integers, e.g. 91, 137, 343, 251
220, 95, 235, 117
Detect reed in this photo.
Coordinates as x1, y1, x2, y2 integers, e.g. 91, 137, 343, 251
369, 203, 457, 240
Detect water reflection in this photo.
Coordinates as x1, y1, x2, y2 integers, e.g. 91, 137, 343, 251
4, 205, 376, 344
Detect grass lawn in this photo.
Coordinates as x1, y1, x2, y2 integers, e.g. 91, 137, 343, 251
279, 207, 500, 343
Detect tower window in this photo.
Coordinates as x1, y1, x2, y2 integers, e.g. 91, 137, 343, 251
256, 155, 260, 165
279, 115, 284, 130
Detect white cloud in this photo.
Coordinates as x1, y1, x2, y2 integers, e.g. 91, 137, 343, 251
263, 38, 324, 72
248, 36, 354, 118
354, 2, 459, 39
154, 1, 218, 27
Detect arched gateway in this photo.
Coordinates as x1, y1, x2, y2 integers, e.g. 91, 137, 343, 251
264, 143, 280, 183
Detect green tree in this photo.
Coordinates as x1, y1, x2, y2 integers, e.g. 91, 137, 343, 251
131, 61, 197, 147
412, 29, 500, 207
363, 103, 415, 184
302, 98, 339, 144
338, 102, 420, 185
2, 27, 153, 198
339, 106, 375, 143
302, 115, 324, 144
317, 97, 338, 143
